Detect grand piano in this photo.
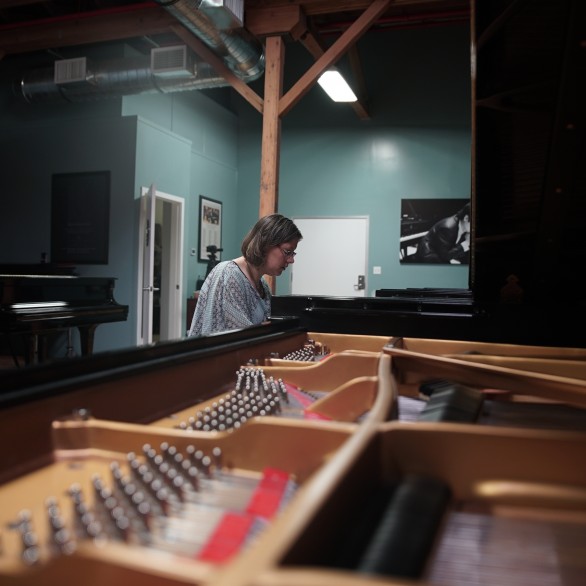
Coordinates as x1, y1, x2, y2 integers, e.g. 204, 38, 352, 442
0, 1, 584, 584
0, 266, 128, 365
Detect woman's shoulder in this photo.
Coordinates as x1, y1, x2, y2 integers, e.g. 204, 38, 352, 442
210, 260, 237, 273
216, 260, 235, 269
204, 260, 237, 283
214, 259, 246, 281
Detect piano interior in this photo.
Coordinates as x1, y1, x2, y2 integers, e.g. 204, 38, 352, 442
1, 327, 586, 586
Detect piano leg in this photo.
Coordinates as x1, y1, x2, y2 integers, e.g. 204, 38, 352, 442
23, 326, 97, 364
66, 328, 75, 358
0, 333, 23, 368
25, 334, 53, 364
78, 324, 98, 356
26, 334, 39, 365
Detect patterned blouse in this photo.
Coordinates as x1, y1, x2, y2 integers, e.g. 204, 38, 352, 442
188, 260, 271, 337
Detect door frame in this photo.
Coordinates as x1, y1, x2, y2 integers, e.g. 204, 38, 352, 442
137, 186, 184, 344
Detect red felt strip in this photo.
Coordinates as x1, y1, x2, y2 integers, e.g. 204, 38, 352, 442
246, 467, 290, 519
197, 512, 255, 563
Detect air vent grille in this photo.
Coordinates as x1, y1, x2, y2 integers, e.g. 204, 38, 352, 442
151, 46, 193, 78
54, 57, 87, 84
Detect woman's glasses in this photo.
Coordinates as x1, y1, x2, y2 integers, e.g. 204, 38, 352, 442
280, 247, 297, 258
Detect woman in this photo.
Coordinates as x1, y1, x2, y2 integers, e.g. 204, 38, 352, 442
188, 214, 302, 336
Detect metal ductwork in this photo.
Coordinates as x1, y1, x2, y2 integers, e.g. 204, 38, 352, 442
18, 0, 265, 103
20, 48, 228, 104
155, 0, 264, 81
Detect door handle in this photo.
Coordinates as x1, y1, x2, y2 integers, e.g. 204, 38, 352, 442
354, 275, 365, 290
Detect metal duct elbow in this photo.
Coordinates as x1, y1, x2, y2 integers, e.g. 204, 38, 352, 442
154, 0, 265, 82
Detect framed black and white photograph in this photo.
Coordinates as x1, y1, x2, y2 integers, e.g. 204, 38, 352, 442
198, 195, 222, 263
51, 170, 111, 265
400, 198, 471, 265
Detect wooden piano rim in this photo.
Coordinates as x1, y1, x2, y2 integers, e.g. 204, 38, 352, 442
386, 335, 586, 359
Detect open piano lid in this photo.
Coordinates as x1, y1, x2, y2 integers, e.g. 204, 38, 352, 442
472, 0, 586, 308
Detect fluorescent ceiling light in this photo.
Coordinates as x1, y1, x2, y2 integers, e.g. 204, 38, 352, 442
317, 70, 357, 102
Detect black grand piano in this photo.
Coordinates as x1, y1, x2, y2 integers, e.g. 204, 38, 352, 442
0, 265, 128, 365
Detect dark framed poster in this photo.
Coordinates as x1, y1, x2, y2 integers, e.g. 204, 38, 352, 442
400, 198, 471, 264
198, 195, 223, 262
51, 170, 110, 264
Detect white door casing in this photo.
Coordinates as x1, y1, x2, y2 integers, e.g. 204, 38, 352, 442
137, 186, 184, 345
139, 184, 156, 344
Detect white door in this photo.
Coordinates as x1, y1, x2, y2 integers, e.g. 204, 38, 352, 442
291, 216, 368, 297
137, 186, 184, 345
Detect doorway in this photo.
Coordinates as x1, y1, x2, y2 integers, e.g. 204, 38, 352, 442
137, 186, 184, 345
291, 216, 369, 297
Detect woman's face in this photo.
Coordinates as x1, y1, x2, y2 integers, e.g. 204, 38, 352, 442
262, 239, 300, 276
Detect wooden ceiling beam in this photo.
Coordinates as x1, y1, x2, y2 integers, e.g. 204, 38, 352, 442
170, 24, 264, 114
244, 0, 461, 17
0, 5, 176, 55
259, 36, 285, 217
245, 5, 307, 41
247, 3, 370, 118
300, 28, 370, 120
347, 44, 370, 118
279, 0, 391, 117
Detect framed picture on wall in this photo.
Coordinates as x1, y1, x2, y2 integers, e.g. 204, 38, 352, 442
51, 170, 111, 265
198, 195, 223, 262
400, 198, 471, 265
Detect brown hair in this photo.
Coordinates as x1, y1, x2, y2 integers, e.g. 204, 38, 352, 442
241, 214, 302, 266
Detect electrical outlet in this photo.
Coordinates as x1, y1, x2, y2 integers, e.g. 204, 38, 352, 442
373, 266, 382, 275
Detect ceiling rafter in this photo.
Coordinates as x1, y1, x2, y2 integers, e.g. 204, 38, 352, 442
0, 4, 176, 55
298, 26, 370, 119
0, 1, 470, 57
279, 0, 391, 117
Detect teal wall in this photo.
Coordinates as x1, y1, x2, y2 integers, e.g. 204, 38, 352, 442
132, 115, 192, 340
123, 91, 240, 320
0, 114, 138, 353
236, 24, 472, 295
0, 89, 240, 354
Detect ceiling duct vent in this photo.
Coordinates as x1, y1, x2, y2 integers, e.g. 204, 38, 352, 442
151, 46, 193, 78
199, 0, 244, 30
54, 57, 89, 84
